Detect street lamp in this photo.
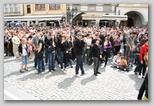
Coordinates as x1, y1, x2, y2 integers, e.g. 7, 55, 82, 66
67, 7, 78, 24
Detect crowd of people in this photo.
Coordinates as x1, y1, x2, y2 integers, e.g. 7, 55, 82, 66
4, 24, 148, 100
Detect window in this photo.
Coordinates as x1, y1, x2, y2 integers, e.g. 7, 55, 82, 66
27, 5, 31, 13
35, 4, 45, 11
4, 4, 8, 12
14, 4, 19, 12
9, 4, 13, 12
49, 4, 60, 10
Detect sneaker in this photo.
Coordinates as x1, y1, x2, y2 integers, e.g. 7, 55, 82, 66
138, 75, 142, 79
25, 68, 28, 71
70, 66, 73, 68
58, 64, 61, 67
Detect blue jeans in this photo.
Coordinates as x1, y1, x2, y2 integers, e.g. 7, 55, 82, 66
76, 55, 85, 74
129, 50, 134, 64
58, 51, 64, 69
22, 55, 28, 65
37, 58, 45, 73
47, 51, 55, 70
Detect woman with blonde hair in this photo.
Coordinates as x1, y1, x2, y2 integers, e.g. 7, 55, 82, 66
18, 38, 29, 73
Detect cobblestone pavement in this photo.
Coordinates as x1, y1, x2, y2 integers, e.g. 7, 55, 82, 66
4, 56, 144, 100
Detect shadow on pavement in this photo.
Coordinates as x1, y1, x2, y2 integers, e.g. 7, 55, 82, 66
58, 75, 77, 89
17, 72, 49, 81
4, 71, 21, 79
128, 74, 144, 91
45, 70, 67, 79
81, 75, 97, 86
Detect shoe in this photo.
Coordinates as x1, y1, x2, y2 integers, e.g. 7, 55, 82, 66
124, 68, 127, 71
49, 70, 51, 72
25, 68, 28, 71
35, 72, 42, 74
138, 75, 142, 79
61, 69, 64, 71
97, 72, 101, 74
42, 69, 45, 72
142, 76, 145, 78
134, 72, 138, 75
81, 72, 86, 76
58, 64, 61, 67
94, 73, 97, 76
70, 66, 73, 68
19, 70, 24, 73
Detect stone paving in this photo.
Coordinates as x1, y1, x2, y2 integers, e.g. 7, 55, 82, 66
4, 56, 144, 100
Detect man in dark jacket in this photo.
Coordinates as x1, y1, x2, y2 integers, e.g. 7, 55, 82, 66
73, 32, 85, 76
92, 39, 102, 76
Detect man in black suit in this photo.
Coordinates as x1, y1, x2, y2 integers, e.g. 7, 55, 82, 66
73, 32, 85, 76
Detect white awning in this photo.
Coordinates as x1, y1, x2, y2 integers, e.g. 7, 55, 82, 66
82, 13, 128, 21
4, 15, 64, 21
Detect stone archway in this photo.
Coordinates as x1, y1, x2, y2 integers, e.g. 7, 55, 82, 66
124, 11, 145, 27
72, 12, 85, 25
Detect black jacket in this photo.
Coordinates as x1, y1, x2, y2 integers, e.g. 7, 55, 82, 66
137, 73, 148, 100
18, 43, 28, 55
92, 44, 102, 58
73, 37, 85, 56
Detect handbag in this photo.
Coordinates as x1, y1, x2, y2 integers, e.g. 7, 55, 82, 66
36, 51, 44, 58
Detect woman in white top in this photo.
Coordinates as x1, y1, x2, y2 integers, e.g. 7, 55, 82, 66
18, 38, 28, 73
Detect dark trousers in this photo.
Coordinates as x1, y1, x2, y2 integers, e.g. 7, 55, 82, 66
93, 57, 100, 74
114, 45, 121, 55
45, 50, 48, 64
139, 55, 147, 76
134, 55, 141, 73
86, 48, 92, 64
102, 51, 109, 65
34, 51, 38, 68
75, 55, 85, 74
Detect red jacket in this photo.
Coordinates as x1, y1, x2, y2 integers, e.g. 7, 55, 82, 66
140, 43, 148, 61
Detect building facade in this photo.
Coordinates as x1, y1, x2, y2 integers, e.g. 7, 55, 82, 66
116, 4, 148, 27
4, 4, 24, 26
4, 4, 67, 27
67, 4, 128, 27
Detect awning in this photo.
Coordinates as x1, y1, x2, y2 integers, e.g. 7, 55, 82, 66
82, 13, 128, 21
4, 15, 64, 21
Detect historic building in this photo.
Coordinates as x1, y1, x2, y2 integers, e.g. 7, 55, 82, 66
4, 4, 24, 26
66, 4, 128, 27
116, 4, 148, 27
4, 4, 67, 27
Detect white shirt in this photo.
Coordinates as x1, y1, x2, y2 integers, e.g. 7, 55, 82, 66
22, 45, 28, 56
85, 38, 92, 49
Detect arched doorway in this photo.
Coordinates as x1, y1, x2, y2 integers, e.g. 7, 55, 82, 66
127, 18, 134, 27
72, 12, 85, 26
125, 11, 145, 27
